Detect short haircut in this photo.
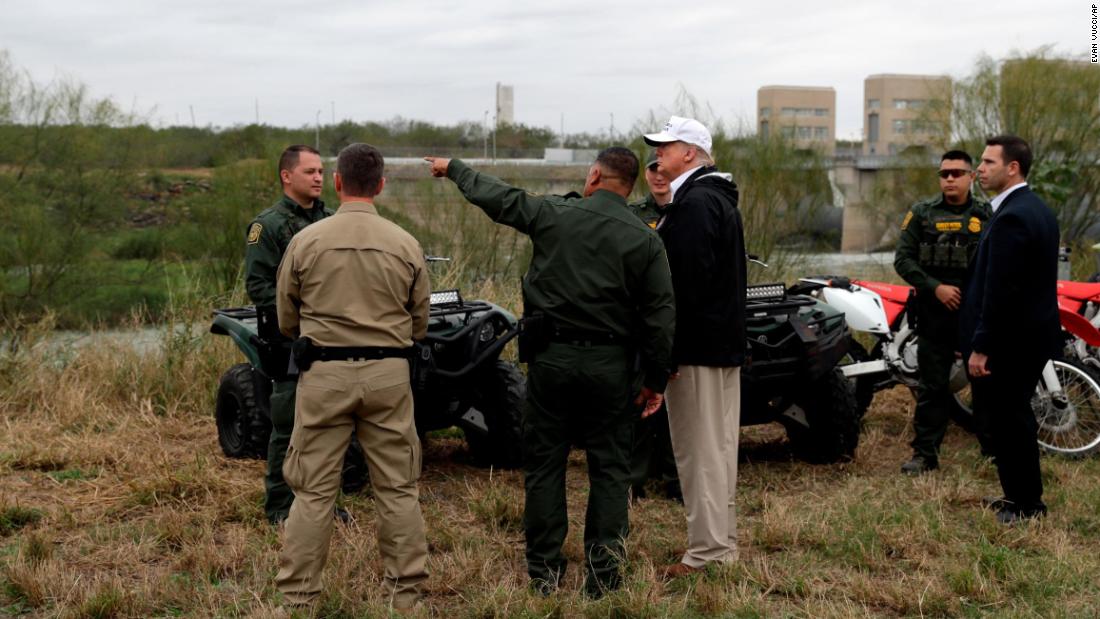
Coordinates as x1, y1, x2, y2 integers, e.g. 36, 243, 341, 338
336, 143, 385, 197
986, 135, 1032, 178
278, 144, 320, 181
941, 150, 972, 167
595, 147, 639, 190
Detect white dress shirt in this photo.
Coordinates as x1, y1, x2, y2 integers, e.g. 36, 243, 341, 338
990, 181, 1028, 213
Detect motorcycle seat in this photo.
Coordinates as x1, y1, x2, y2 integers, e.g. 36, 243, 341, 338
853, 280, 913, 305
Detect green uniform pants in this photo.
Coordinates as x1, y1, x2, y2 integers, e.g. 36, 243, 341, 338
523, 342, 637, 597
629, 403, 680, 500
911, 333, 956, 462
265, 378, 297, 523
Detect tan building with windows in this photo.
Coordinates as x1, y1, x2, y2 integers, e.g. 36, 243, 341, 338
862, 74, 950, 156
757, 86, 836, 154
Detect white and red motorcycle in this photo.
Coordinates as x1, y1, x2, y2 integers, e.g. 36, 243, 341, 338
790, 276, 1100, 457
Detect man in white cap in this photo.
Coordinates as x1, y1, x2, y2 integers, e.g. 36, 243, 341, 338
642, 116, 746, 579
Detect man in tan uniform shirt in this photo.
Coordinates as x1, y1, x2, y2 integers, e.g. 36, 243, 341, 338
274, 143, 430, 611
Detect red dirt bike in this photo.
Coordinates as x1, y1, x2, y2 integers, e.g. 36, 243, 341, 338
1056, 278, 1100, 373
795, 276, 1100, 457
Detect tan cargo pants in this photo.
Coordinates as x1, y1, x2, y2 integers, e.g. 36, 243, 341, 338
275, 358, 428, 609
665, 365, 741, 568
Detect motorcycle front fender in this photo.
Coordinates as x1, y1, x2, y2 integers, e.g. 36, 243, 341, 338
1059, 307, 1100, 347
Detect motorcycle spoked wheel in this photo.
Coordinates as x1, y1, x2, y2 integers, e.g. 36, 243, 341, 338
952, 359, 1100, 457
1032, 359, 1100, 457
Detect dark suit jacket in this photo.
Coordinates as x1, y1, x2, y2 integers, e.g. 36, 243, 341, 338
959, 185, 1062, 365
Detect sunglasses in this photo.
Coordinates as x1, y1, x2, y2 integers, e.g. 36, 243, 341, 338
937, 169, 971, 179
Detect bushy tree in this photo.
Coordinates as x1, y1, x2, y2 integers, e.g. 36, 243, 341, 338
0, 51, 143, 324
932, 48, 1100, 242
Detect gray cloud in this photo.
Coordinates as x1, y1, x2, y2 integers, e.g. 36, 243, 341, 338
0, 0, 1081, 137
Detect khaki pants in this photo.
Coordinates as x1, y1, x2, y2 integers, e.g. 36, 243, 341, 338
275, 358, 428, 608
665, 365, 741, 568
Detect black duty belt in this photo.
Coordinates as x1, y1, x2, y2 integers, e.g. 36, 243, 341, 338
550, 328, 628, 347
313, 346, 411, 362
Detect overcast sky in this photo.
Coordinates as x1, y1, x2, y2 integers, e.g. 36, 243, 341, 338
0, 0, 1087, 140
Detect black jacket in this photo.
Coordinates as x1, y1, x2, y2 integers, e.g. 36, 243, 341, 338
658, 165, 746, 367
959, 185, 1062, 364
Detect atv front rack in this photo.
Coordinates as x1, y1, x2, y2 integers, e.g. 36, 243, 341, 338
746, 283, 816, 317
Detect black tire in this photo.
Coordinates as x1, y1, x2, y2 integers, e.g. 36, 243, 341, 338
783, 368, 861, 463
843, 337, 876, 418
341, 436, 370, 494
215, 363, 271, 459
1034, 359, 1100, 457
464, 360, 526, 469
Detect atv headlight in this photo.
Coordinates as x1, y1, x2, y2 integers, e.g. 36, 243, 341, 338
430, 289, 461, 306
478, 321, 496, 343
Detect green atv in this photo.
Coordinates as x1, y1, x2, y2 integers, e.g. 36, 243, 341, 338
209, 288, 526, 478
740, 283, 861, 463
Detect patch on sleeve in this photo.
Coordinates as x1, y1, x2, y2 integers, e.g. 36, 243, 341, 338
247, 222, 263, 245
900, 211, 913, 230
968, 216, 982, 234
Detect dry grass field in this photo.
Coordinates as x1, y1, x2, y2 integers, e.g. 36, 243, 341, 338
3, 302, 1100, 618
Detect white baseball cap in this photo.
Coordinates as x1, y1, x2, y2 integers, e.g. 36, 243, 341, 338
643, 116, 712, 154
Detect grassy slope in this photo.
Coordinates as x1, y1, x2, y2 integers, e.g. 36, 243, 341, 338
2, 310, 1099, 618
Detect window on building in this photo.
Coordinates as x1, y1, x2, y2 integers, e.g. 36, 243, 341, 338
868, 113, 879, 143
814, 108, 828, 116
868, 99, 880, 109
797, 126, 813, 139
781, 126, 795, 137
813, 127, 828, 139
760, 120, 769, 138
893, 99, 926, 110
893, 119, 910, 134
760, 107, 770, 119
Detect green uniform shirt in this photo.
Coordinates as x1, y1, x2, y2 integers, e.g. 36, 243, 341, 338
894, 193, 992, 294
446, 159, 676, 391
627, 194, 662, 229
244, 194, 332, 308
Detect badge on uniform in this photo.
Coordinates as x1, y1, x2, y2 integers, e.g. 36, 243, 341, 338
648, 221, 657, 229
968, 216, 982, 233
247, 223, 263, 245
900, 211, 913, 230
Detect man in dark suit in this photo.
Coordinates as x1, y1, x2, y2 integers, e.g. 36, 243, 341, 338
959, 135, 1062, 524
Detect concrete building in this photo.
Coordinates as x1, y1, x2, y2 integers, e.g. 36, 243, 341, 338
757, 85, 836, 154
496, 82, 514, 126
862, 74, 950, 156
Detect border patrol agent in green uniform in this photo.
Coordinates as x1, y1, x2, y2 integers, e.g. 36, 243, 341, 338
426, 148, 675, 598
627, 151, 681, 502
894, 150, 991, 474
244, 145, 333, 523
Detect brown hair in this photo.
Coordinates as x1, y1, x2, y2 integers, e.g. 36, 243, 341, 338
336, 143, 385, 197
277, 144, 321, 182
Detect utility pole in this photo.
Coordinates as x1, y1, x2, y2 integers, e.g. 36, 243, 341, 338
609, 112, 615, 140
560, 113, 565, 148
315, 110, 321, 151
483, 110, 489, 160
492, 114, 497, 163
189, 105, 195, 128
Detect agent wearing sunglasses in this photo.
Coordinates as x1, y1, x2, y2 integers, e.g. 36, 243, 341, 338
894, 150, 992, 475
